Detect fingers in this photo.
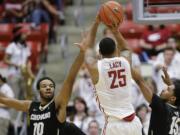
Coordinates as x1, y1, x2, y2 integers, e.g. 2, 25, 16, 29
109, 16, 119, 28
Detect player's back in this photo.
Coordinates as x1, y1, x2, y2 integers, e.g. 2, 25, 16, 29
95, 57, 134, 119
29, 100, 62, 135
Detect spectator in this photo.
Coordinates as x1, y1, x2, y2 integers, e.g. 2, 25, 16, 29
3, 0, 30, 23
139, 25, 171, 61
28, 0, 65, 43
87, 120, 100, 135
136, 104, 150, 135
3, 26, 34, 100
0, 74, 14, 135
68, 97, 93, 134
153, 47, 180, 94
156, 38, 180, 64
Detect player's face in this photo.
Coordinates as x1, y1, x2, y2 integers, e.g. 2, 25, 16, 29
160, 86, 174, 101
39, 79, 55, 101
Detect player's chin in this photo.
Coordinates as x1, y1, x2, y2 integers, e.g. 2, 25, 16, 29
44, 93, 54, 100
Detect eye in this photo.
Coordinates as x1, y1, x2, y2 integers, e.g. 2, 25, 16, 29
49, 84, 54, 88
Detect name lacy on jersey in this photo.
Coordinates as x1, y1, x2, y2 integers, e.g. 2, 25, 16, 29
30, 112, 51, 121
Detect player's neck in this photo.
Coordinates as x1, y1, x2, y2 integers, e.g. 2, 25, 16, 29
40, 99, 52, 106
103, 54, 115, 58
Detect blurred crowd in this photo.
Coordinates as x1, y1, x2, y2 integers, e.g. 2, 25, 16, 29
0, 0, 180, 135
0, 0, 66, 43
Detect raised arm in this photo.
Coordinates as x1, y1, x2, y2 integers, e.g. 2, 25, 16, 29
84, 16, 100, 84
54, 35, 89, 123
106, 21, 132, 63
55, 50, 85, 108
0, 93, 31, 112
55, 16, 100, 105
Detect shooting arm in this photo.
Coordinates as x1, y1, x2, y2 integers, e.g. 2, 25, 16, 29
84, 18, 100, 84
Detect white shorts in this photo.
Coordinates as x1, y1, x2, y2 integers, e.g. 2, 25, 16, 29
102, 116, 142, 135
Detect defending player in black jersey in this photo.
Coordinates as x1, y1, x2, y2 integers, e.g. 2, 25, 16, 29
0, 17, 100, 135
132, 67, 180, 135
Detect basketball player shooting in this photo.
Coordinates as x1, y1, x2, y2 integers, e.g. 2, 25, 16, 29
0, 24, 96, 134
84, 11, 142, 135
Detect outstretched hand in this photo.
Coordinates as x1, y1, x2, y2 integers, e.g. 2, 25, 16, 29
74, 32, 89, 52
161, 66, 173, 85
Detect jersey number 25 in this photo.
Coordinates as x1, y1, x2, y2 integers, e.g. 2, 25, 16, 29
108, 69, 126, 89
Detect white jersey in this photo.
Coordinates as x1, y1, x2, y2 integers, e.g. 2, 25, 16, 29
95, 57, 134, 119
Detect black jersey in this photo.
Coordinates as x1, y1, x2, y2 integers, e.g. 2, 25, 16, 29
28, 100, 63, 135
148, 94, 180, 135
59, 122, 86, 135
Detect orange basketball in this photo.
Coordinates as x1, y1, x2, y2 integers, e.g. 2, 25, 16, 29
99, 1, 124, 27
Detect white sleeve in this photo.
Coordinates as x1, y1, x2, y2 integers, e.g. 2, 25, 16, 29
6, 43, 14, 55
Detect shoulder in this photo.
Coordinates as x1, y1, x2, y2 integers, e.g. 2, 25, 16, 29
150, 94, 166, 110
29, 101, 40, 111
6, 42, 16, 53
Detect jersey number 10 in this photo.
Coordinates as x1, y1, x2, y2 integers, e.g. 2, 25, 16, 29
108, 69, 126, 89
33, 122, 44, 135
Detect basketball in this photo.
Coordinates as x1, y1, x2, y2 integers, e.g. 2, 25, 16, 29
99, 1, 124, 27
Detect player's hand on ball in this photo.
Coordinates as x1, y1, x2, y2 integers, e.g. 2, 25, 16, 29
107, 17, 119, 34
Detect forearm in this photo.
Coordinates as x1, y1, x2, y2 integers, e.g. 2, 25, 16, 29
113, 30, 128, 51
88, 21, 99, 48
57, 51, 85, 106
65, 51, 85, 83
0, 97, 30, 112
4, 57, 18, 67
0, 103, 7, 108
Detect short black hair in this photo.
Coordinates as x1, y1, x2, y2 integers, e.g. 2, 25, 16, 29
172, 79, 180, 106
99, 37, 116, 56
36, 77, 55, 90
